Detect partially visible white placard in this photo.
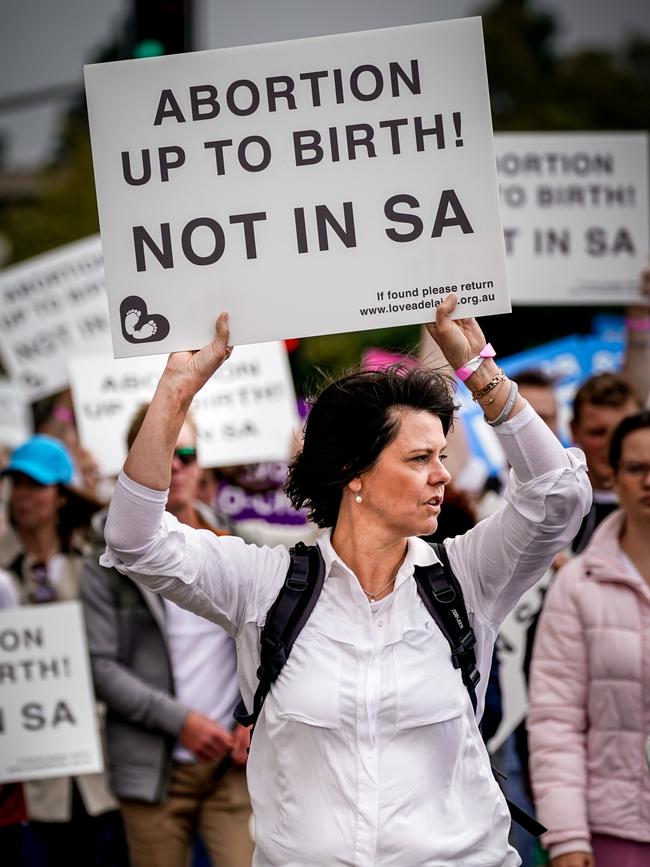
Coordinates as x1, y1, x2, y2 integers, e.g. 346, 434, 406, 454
69, 341, 297, 476
0, 602, 103, 783
0, 379, 32, 448
0, 237, 111, 400
495, 132, 649, 305
84, 17, 510, 357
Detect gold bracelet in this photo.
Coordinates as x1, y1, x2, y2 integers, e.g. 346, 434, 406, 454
471, 368, 507, 402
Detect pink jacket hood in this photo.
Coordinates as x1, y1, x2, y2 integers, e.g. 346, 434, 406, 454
528, 510, 650, 859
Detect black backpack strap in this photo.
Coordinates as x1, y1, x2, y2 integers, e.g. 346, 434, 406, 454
414, 541, 480, 713
234, 541, 325, 731
418, 542, 546, 838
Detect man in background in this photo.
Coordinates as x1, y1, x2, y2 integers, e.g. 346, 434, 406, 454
81, 407, 253, 867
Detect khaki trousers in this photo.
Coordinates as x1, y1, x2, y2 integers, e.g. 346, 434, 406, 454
119, 761, 253, 867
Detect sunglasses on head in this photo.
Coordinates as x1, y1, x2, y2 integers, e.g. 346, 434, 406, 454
173, 447, 198, 466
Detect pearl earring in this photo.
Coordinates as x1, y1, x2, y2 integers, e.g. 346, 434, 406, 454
355, 494, 363, 504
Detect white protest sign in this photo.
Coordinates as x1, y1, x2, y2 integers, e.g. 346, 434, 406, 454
192, 341, 298, 468
0, 236, 111, 401
84, 17, 510, 358
0, 601, 103, 783
488, 572, 551, 752
69, 341, 297, 476
495, 132, 649, 304
0, 379, 32, 448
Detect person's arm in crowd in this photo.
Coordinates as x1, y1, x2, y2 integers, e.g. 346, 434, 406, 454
527, 562, 593, 867
426, 300, 592, 625
621, 266, 650, 405
101, 313, 290, 633
79, 558, 234, 762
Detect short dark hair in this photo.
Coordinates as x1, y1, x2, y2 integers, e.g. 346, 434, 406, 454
572, 373, 641, 427
512, 369, 555, 389
608, 409, 650, 471
285, 365, 456, 528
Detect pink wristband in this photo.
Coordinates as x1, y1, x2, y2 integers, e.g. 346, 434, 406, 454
626, 316, 650, 333
455, 343, 496, 381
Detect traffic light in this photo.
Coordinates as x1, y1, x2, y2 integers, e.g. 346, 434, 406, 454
133, 0, 193, 58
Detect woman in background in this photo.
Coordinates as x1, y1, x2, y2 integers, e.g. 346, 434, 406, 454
528, 410, 650, 867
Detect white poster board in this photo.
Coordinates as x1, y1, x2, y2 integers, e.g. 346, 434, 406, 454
0, 602, 103, 783
495, 132, 649, 305
0, 237, 111, 401
0, 379, 32, 448
487, 571, 552, 752
68, 341, 297, 476
84, 17, 510, 357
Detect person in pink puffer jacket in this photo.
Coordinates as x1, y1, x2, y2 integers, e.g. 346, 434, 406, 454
528, 409, 650, 867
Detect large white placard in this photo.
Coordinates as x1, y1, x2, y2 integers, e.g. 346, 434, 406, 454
495, 132, 649, 305
69, 341, 297, 476
0, 237, 111, 400
84, 17, 510, 357
0, 379, 32, 448
0, 602, 103, 783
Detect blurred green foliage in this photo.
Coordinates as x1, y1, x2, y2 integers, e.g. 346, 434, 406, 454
0, 0, 648, 392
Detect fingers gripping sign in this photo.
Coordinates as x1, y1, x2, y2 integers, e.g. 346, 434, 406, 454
124, 311, 234, 491
425, 294, 488, 371
164, 311, 234, 397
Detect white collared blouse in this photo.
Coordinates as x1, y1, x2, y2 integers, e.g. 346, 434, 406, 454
102, 404, 591, 866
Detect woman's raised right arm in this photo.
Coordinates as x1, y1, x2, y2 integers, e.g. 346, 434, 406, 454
123, 312, 232, 490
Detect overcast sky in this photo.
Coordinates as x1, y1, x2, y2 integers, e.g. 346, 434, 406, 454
1, 0, 649, 169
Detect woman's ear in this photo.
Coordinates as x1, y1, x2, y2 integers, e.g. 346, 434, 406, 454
347, 478, 362, 496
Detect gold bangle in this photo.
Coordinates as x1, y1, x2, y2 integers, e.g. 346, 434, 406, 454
471, 368, 507, 402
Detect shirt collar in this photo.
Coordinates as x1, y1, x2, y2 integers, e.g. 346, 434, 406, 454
317, 529, 443, 590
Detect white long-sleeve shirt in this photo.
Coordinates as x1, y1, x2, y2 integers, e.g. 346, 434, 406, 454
102, 404, 591, 867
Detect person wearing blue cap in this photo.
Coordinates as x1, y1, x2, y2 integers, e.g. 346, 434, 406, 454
0, 434, 127, 867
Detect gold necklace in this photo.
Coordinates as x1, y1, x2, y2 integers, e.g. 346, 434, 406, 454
359, 576, 396, 602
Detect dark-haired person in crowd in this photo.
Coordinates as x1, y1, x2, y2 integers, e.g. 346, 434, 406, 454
513, 370, 559, 436
528, 410, 650, 867
99, 295, 590, 866
569, 373, 643, 553
0, 435, 127, 867
80, 408, 254, 867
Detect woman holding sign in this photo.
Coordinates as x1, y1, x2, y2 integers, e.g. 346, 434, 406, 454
102, 295, 591, 866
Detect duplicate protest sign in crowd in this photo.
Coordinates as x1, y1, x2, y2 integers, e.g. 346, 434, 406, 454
0, 602, 103, 783
0, 236, 111, 401
84, 17, 510, 357
495, 132, 649, 305
68, 340, 297, 476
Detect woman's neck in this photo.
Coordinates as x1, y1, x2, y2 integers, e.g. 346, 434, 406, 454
620, 518, 650, 586
17, 523, 60, 563
331, 512, 408, 600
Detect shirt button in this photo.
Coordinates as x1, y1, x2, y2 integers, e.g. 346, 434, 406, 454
377, 620, 383, 627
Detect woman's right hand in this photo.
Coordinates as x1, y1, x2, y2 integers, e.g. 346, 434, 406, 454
162, 311, 232, 401
551, 852, 594, 867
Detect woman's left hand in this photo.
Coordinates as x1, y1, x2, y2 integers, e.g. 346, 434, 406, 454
425, 294, 488, 370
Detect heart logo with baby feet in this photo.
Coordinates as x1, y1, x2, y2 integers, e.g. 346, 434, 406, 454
119, 295, 170, 344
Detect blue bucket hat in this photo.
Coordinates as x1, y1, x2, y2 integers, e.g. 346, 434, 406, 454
3, 434, 75, 486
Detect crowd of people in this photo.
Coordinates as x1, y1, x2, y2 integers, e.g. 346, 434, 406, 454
0, 281, 649, 866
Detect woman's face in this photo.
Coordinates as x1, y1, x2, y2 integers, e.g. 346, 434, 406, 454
10, 473, 64, 531
613, 427, 650, 523
355, 410, 451, 538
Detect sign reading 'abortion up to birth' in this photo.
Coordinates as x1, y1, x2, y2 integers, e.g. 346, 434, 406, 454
85, 17, 510, 357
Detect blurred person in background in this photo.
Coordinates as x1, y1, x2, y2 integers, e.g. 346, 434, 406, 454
81, 408, 253, 867
528, 410, 650, 867
0, 434, 127, 867
32, 391, 103, 497
569, 373, 643, 553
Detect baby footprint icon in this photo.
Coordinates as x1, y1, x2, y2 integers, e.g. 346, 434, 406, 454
119, 296, 170, 344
